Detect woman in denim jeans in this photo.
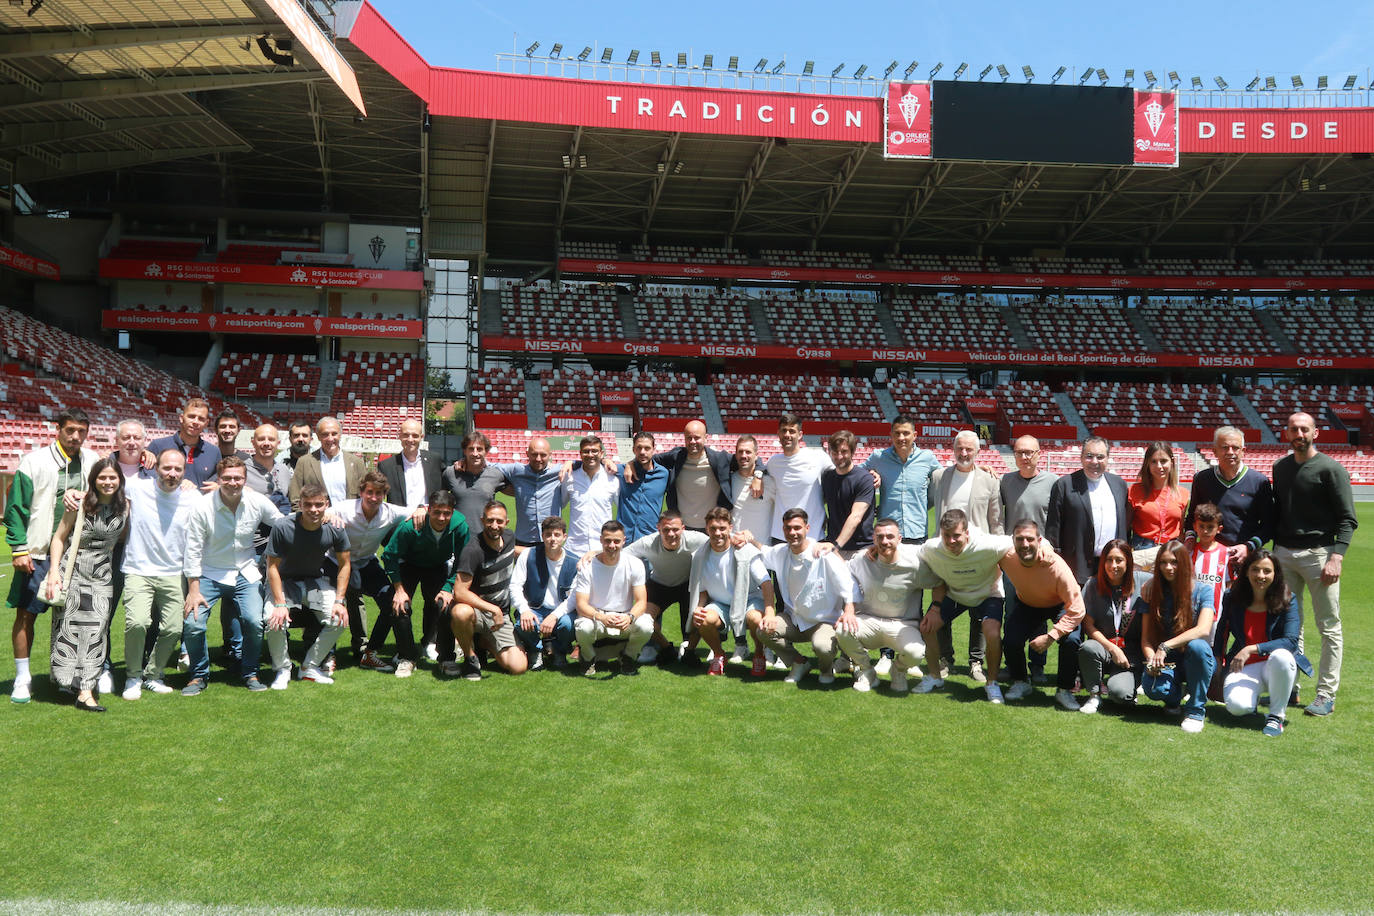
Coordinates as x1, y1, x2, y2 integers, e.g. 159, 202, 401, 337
1140, 539, 1216, 733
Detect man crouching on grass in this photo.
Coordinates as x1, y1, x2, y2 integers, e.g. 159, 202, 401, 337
263, 484, 351, 688
573, 521, 650, 677
437, 501, 526, 680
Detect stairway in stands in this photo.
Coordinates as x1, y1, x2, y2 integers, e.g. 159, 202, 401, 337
872, 383, 899, 422
1053, 391, 1091, 439
1000, 307, 1036, 349
1125, 307, 1163, 351
699, 383, 725, 433
524, 375, 546, 428
746, 298, 775, 343
1252, 308, 1297, 353
1229, 391, 1279, 443
617, 290, 642, 338
875, 305, 905, 347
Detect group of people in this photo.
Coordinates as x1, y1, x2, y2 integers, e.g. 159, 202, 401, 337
4, 399, 1357, 736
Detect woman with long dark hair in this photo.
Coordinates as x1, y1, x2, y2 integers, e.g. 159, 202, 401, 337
1128, 441, 1188, 569
1221, 549, 1311, 737
44, 458, 128, 712
1076, 539, 1149, 713
1140, 539, 1216, 732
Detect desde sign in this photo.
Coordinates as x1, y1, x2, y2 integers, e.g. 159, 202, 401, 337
1181, 108, 1374, 153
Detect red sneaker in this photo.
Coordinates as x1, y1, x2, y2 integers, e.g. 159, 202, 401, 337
708, 655, 726, 676
751, 654, 766, 677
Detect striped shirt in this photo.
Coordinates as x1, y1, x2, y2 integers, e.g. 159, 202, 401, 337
456, 529, 517, 609
1191, 540, 1230, 640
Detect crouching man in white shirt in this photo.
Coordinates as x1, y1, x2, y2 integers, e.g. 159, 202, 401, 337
573, 520, 651, 677
687, 507, 774, 677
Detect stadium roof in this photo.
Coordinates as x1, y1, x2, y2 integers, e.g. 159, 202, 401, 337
8, 1, 1374, 267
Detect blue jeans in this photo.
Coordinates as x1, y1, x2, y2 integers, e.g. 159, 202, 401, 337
513, 606, 575, 655
184, 574, 265, 682
1142, 638, 1216, 720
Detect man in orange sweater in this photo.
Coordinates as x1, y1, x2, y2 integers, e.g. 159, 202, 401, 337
1000, 520, 1085, 708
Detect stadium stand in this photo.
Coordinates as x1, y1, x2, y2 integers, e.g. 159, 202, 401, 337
887, 253, 1000, 272
1264, 258, 1374, 277
1139, 297, 1283, 354
217, 242, 318, 264
995, 381, 1072, 428
1005, 255, 1127, 275
470, 366, 528, 415
630, 244, 749, 265
499, 283, 623, 341
633, 288, 757, 343
540, 368, 703, 418
330, 352, 424, 437
713, 372, 885, 424
763, 292, 886, 348
1064, 381, 1246, 430
1246, 383, 1374, 434
1265, 297, 1374, 357
889, 293, 1018, 350
106, 237, 203, 260
760, 248, 874, 269
211, 352, 321, 402
886, 378, 987, 428
1014, 297, 1148, 351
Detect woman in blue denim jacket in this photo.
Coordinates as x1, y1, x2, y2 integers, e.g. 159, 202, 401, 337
1140, 539, 1216, 733
1221, 549, 1312, 738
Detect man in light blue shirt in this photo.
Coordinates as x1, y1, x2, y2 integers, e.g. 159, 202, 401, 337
617, 432, 670, 541
862, 414, 940, 543
492, 436, 567, 548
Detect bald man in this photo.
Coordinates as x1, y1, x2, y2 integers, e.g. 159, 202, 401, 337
287, 417, 366, 510
491, 436, 566, 548
378, 418, 445, 509
643, 420, 734, 532
1271, 411, 1358, 718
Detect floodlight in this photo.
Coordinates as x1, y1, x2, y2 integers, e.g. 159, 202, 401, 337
1214, 76, 1227, 90
728, 55, 739, 71
903, 61, 918, 79
577, 46, 591, 61
755, 58, 767, 72
771, 60, 785, 74
673, 160, 684, 174
550, 43, 562, 57
1144, 69, 1157, 86
953, 62, 967, 79
1080, 66, 1093, 84
1190, 75, 1202, 89
1291, 75, 1303, 88
1317, 75, 1328, 89
1124, 68, 1135, 84
883, 60, 898, 79
651, 50, 661, 66
601, 47, 613, 63
802, 60, 813, 75
1051, 66, 1066, 83
979, 64, 993, 80
1344, 74, 1357, 90
676, 52, 687, 67
996, 64, 1009, 81
1264, 75, 1276, 89
627, 49, 639, 64
1096, 68, 1108, 84
524, 41, 539, 56
832, 62, 845, 77
703, 54, 713, 68
854, 63, 868, 78
1246, 76, 1260, 90
1168, 70, 1179, 86
929, 62, 942, 78
578, 155, 586, 168
1022, 65, 1033, 81
562, 155, 571, 168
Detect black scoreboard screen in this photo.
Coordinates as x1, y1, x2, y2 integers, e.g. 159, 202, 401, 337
931, 81, 1136, 165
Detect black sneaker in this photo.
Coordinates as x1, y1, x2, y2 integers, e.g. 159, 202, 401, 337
656, 644, 680, 665
620, 654, 640, 676
461, 655, 482, 681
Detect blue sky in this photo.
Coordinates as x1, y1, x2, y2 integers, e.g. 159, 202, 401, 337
370, 0, 1372, 87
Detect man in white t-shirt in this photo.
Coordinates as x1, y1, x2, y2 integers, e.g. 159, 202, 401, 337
763, 413, 833, 543
728, 434, 774, 542
562, 435, 620, 556
688, 506, 773, 676
837, 517, 940, 693
625, 511, 709, 665
756, 507, 855, 686
119, 449, 197, 699
573, 520, 650, 676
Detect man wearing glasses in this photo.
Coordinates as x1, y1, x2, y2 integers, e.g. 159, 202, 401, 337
1045, 437, 1131, 583
1000, 434, 1060, 683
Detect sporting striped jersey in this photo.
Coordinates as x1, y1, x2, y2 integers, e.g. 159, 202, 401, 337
1191, 540, 1230, 641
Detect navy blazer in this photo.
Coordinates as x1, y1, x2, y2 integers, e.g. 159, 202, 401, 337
1222, 592, 1314, 675
1045, 470, 1132, 583
651, 446, 735, 513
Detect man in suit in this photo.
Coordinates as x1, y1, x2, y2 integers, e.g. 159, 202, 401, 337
377, 418, 444, 509
929, 430, 1004, 682
640, 420, 734, 531
1045, 436, 1131, 584
287, 416, 366, 510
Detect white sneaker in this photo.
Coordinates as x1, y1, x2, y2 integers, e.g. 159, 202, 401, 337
121, 678, 142, 701
852, 667, 878, 693
270, 668, 291, 690
832, 656, 851, 674
97, 670, 113, 695
1180, 716, 1205, 733
969, 661, 986, 683
985, 683, 1005, 704
729, 644, 751, 665
300, 665, 334, 685
907, 664, 923, 679
912, 676, 945, 694
176, 651, 190, 673
394, 659, 415, 678
817, 664, 835, 686
527, 650, 544, 672
423, 642, 439, 663
890, 668, 909, 693
1079, 695, 1101, 715
10, 676, 31, 704
637, 644, 659, 664
142, 678, 174, 695
1055, 688, 1081, 711
874, 654, 893, 676
784, 661, 810, 684
1005, 680, 1034, 701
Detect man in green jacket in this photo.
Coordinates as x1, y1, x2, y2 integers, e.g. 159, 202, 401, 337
372, 490, 469, 677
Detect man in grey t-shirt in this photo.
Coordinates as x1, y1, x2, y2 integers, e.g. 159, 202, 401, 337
999, 434, 1059, 682
442, 430, 511, 536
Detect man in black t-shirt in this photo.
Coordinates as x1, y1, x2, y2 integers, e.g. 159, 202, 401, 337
264, 484, 352, 689
820, 429, 875, 558
438, 501, 526, 680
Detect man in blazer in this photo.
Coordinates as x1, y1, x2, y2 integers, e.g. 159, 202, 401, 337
287, 416, 366, 510
1045, 436, 1131, 584
928, 430, 1004, 681
377, 419, 444, 509
638, 420, 733, 530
